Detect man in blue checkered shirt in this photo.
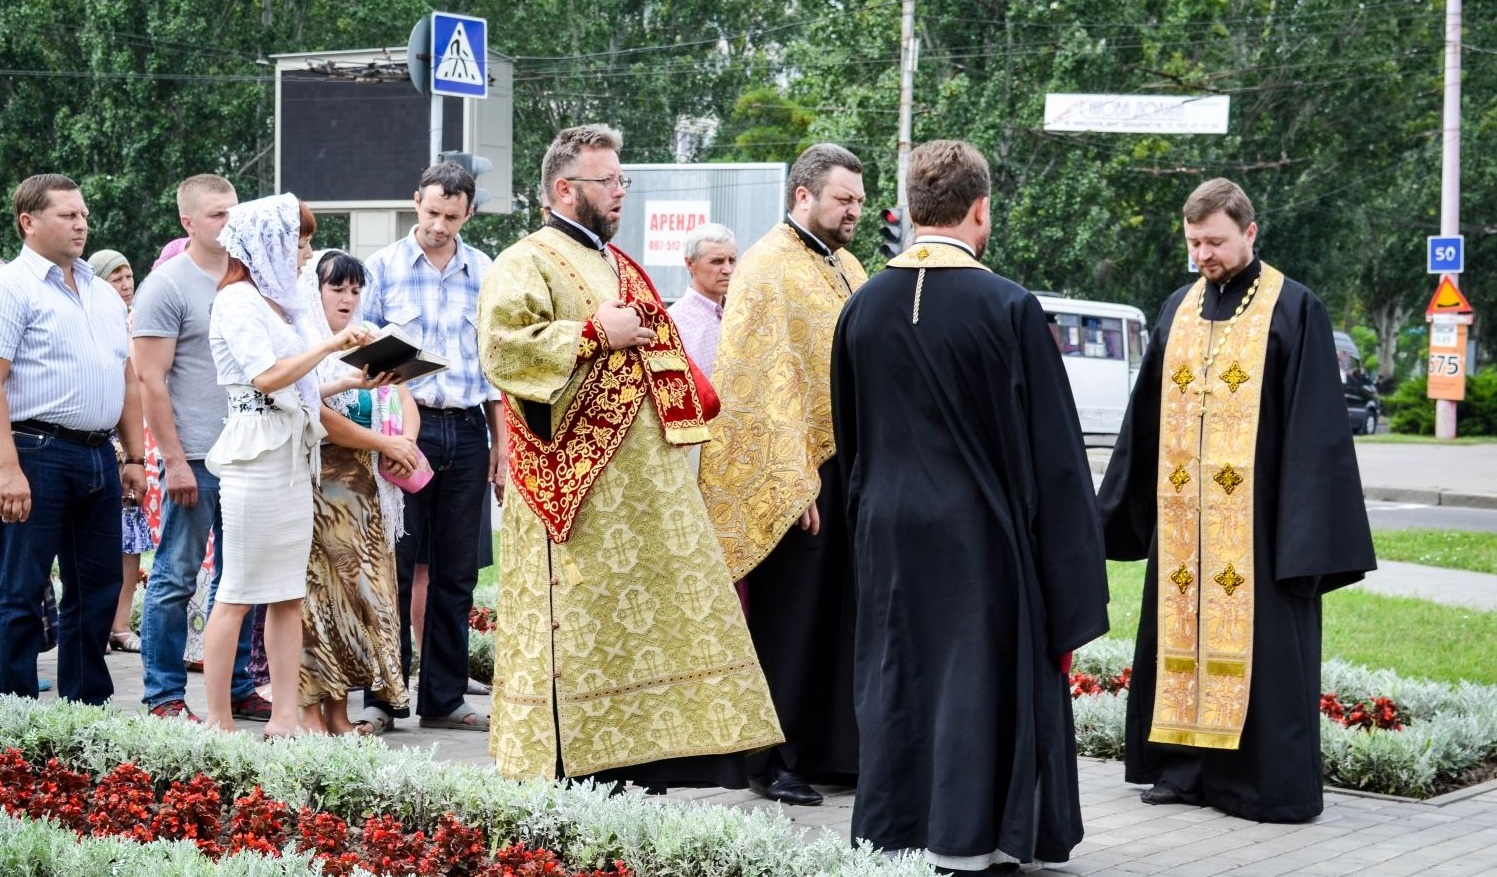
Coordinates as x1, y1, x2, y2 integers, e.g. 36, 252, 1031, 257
358, 161, 501, 734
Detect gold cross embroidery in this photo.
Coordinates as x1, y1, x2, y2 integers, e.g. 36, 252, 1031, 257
1170, 563, 1194, 594
915, 246, 931, 260
1214, 563, 1245, 596
1168, 465, 1191, 493
1213, 463, 1244, 495
1171, 363, 1196, 394
1220, 361, 1251, 393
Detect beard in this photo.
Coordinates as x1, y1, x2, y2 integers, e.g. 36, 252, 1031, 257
806, 214, 853, 251
575, 195, 620, 242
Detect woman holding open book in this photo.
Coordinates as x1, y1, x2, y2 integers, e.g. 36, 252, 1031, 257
296, 249, 419, 735
201, 196, 371, 739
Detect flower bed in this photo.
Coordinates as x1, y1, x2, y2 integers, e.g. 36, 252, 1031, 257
0, 749, 629, 876
1069, 640, 1497, 798
0, 696, 935, 877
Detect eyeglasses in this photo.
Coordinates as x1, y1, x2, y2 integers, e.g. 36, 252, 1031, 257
565, 175, 632, 191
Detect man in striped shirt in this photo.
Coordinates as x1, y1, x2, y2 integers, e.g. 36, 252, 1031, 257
667, 222, 737, 382
0, 173, 147, 705
358, 161, 499, 734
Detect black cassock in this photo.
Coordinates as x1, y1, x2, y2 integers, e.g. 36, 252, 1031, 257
832, 250, 1110, 865
1098, 258, 1376, 823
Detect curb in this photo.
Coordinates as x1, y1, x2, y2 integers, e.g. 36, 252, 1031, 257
1363, 485, 1497, 511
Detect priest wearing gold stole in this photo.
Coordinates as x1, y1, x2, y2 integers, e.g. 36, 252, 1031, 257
698, 144, 867, 805
477, 124, 782, 788
1098, 178, 1375, 822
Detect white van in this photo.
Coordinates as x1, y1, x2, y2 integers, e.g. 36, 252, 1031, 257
1033, 293, 1150, 434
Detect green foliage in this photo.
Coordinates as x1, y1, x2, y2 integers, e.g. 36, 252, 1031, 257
1386, 372, 1497, 436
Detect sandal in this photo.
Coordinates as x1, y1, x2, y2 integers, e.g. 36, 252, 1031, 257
109, 630, 142, 653
466, 678, 492, 695
352, 705, 395, 737
418, 703, 489, 732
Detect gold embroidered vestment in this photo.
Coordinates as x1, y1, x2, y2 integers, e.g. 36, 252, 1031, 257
1151, 264, 1285, 750
698, 224, 867, 579
477, 228, 783, 779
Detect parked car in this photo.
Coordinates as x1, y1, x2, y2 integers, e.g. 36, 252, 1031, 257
1333, 331, 1381, 434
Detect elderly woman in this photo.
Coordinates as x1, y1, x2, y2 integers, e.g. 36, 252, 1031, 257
88, 248, 154, 654
201, 195, 368, 737
297, 249, 419, 734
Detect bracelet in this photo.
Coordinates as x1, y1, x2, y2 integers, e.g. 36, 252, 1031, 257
123, 457, 146, 466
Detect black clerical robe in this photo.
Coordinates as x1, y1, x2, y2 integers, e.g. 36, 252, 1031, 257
1097, 257, 1376, 823
832, 243, 1110, 865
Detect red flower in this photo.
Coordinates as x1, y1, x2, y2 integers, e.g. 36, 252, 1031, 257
227, 786, 289, 857
29, 758, 91, 834
88, 762, 157, 842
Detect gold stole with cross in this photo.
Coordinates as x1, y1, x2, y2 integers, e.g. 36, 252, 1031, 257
1151, 264, 1284, 750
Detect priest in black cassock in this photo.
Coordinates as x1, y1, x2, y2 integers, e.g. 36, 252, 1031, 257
832, 139, 1110, 874
1098, 178, 1376, 823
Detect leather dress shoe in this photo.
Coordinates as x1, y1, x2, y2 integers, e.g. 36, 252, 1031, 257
1139, 783, 1199, 806
749, 768, 823, 806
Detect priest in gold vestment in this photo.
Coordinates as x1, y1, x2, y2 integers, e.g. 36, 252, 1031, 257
1099, 179, 1375, 822
477, 124, 782, 786
697, 144, 867, 805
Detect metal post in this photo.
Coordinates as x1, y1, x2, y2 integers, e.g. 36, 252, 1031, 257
430, 93, 444, 165
1436, 0, 1461, 438
895, 0, 916, 225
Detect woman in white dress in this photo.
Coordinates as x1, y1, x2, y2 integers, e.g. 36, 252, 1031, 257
201, 195, 369, 737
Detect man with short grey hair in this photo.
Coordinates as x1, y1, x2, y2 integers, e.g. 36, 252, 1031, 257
668, 222, 736, 380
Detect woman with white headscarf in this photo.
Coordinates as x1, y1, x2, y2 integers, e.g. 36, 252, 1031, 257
297, 249, 419, 735
201, 195, 369, 738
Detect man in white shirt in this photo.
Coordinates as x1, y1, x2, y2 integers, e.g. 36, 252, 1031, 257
667, 223, 737, 380
0, 173, 146, 704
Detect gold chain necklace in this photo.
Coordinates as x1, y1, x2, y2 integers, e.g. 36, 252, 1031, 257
1197, 273, 1261, 376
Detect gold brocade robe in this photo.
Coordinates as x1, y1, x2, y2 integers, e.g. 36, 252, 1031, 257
697, 224, 867, 579
477, 228, 783, 779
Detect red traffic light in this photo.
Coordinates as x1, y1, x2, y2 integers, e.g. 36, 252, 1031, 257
880, 207, 902, 224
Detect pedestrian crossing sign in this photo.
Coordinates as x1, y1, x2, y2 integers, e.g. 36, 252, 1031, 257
431, 12, 487, 99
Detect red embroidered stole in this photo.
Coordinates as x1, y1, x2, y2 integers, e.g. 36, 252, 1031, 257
506, 242, 715, 543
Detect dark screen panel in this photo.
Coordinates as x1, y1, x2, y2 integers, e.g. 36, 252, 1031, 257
280, 75, 463, 202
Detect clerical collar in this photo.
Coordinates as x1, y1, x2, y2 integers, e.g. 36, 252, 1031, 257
785, 214, 835, 259
1206, 257, 1262, 300
548, 213, 607, 252
911, 234, 976, 258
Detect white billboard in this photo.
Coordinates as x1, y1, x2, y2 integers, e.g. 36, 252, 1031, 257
642, 200, 712, 267
1043, 94, 1230, 134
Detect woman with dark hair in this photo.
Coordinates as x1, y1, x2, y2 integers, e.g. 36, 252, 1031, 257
297, 249, 419, 734
201, 195, 369, 738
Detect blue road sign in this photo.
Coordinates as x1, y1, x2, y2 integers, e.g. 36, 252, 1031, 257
1427, 234, 1464, 275
431, 12, 487, 99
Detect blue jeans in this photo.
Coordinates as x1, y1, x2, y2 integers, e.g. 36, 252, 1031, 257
370, 405, 488, 719
0, 432, 121, 704
140, 460, 254, 707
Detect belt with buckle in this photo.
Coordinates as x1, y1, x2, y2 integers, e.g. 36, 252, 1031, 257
11, 419, 114, 447
417, 404, 482, 417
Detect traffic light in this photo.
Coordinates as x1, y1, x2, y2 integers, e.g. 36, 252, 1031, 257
438, 150, 495, 211
878, 206, 906, 259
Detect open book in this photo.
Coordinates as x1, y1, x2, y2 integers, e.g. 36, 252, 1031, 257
339, 324, 449, 382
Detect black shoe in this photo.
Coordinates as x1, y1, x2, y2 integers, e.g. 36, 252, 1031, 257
1140, 783, 1198, 805
748, 768, 823, 806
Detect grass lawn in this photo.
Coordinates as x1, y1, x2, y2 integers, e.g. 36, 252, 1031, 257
1104, 560, 1497, 686
1372, 528, 1497, 575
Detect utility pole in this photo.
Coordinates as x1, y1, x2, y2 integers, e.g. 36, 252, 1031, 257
895, 0, 916, 217
1435, 0, 1462, 439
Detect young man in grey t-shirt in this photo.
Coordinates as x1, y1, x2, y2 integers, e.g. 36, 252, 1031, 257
132, 175, 266, 722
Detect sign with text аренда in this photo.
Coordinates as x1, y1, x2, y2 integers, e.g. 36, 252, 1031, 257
431, 12, 487, 99
642, 200, 711, 267
1043, 94, 1230, 134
